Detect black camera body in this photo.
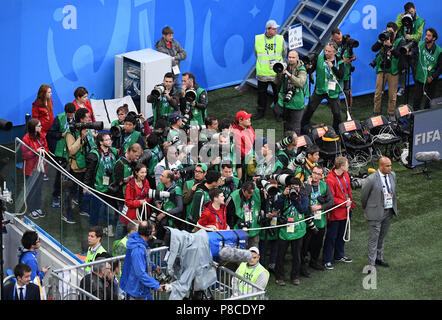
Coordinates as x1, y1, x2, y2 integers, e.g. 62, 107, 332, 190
70, 121, 104, 132
342, 34, 359, 59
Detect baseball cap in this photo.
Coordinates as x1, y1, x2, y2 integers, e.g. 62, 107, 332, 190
169, 112, 184, 124
266, 20, 280, 29
235, 110, 252, 122
196, 163, 208, 173
249, 246, 260, 255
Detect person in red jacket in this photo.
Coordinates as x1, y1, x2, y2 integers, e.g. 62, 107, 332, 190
72, 86, 96, 122
31, 84, 54, 138
22, 119, 49, 219
119, 163, 152, 239
232, 110, 255, 179
197, 188, 229, 231
323, 156, 355, 270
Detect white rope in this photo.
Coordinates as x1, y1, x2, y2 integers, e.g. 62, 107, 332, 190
243, 199, 351, 232
0, 144, 15, 153
343, 206, 351, 242
40, 148, 212, 231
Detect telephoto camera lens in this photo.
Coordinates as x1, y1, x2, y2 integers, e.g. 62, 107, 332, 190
151, 84, 166, 100
273, 62, 285, 73
284, 90, 294, 103
276, 135, 294, 150
184, 89, 197, 103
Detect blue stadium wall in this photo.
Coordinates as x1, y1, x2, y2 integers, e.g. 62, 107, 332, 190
1, 0, 441, 127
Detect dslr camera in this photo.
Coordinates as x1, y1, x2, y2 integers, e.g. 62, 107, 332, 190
151, 84, 166, 100
69, 121, 104, 132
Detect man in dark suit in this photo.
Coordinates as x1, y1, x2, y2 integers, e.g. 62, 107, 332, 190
361, 157, 398, 270
2, 263, 41, 300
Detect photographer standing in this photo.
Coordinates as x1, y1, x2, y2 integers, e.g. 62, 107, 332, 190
273, 177, 308, 286
301, 42, 345, 134
395, 2, 426, 96
303, 166, 334, 271
180, 72, 208, 127
84, 132, 118, 233
146, 72, 180, 127
187, 170, 221, 230
183, 163, 207, 220
331, 28, 357, 115
274, 49, 307, 135
226, 181, 262, 248
412, 28, 442, 110
46, 102, 76, 209
66, 108, 96, 222
115, 113, 145, 155
155, 169, 183, 237
273, 131, 298, 174
372, 22, 406, 120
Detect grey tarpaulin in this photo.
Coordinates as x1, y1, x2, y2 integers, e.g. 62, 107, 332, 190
165, 227, 217, 300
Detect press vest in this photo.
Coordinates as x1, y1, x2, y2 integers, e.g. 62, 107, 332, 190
255, 34, 284, 77
278, 65, 307, 110
309, 181, 327, 229
236, 262, 269, 297
278, 198, 306, 241
186, 87, 207, 126
415, 41, 442, 83
231, 188, 261, 238
315, 54, 344, 99
54, 112, 70, 160
91, 147, 118, 192
375, 37, 403, 75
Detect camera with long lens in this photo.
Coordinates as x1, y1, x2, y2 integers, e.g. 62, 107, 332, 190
273, 61, 286, 74
181, 113, 192, 130
268, 173, 292, 187
70, 121, 104, 132
257, 179, 279, 197
184, 89, 197, 103
349, 172, 368, 189
151, 84, 166, 100
0, 119, 12, 131
402, 13, 414, 35
378, 30, 394, 42
110, 124, 124, 138
342, 34, 359, 72
301, 52, 318, 69
369, 56, 378, 69
342, 34, 359, 58
399, 38, 418, 55
147, 189, 172, 201
276, 135, 294, 150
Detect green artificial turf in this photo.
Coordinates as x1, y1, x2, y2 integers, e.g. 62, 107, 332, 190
208, 83, 442, 300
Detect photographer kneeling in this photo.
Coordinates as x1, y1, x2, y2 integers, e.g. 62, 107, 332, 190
273, 177, 308, 286
372, 22, 406, 121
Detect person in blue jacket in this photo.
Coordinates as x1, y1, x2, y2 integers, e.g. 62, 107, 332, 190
18, 231, 49, 283
120, 220, 164, 300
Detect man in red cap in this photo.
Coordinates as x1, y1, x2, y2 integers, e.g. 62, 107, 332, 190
232, 111, 255, 179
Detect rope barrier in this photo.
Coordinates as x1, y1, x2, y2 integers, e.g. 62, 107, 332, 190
15, 139, 353, 239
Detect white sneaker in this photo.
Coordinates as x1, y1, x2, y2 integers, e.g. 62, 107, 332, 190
37, 209, 45, 218
30, 210, 40, 219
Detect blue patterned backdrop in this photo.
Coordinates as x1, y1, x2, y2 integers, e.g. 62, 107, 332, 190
1, 0, 441, 125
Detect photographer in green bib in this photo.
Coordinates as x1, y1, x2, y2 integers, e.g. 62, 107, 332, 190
331, 28, 358, 116
371, 22, 406, 120
412, 28, 442, 110
274, 49, 307, 135
226, 181, 262, 249
65, 108, 97, 223
301, 41, 345, 134
146, 72, 180, 127
302, 165, 334, 272
84, 132, 118, 234
395, 2, 426, 96
180, 72, 208, 127
114, 113, 145, 156
273, 177, 308, 286
138, 133, 164, 189
47, 102, 76, 209
154, 170, 183, 237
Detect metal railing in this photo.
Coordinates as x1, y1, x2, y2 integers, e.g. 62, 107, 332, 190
44, 246, 266, 300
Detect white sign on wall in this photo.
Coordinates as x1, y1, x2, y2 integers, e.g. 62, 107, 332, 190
289, 24, 303, 49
